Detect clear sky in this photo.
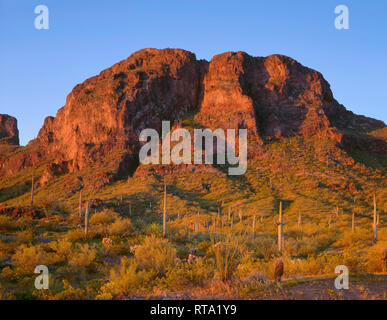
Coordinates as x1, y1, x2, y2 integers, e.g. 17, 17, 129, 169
1, 0, 386, 145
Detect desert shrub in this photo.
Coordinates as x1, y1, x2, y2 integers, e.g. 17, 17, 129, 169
249, 236, 277, 259
0, 241, 15, 264
17, 217, 35, 230
54, 280, 88, 300
285, 238, 320, 258
108, 218, 133, 236
145, 222, 163, 236
363, 244, 387, 273
90, 209, 119, 225
168, 225, 190, 243
12, 244, 49, 274
0, 215, 18, 231
165, 259, 213, 287
47, 239, 74, 264
68, 243, 97, 268
135, 236, 176, 275
16, 229, 35, 244
65, 229, 88, 242
97, 258, 149, 298
0, 284, 15, 299
334, 229, 373, 248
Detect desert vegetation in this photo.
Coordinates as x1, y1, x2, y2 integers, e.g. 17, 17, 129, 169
0, 135, 386, 300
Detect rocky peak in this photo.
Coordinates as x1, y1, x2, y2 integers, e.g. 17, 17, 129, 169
0, 48, 385, 181
0, 114, 19, 145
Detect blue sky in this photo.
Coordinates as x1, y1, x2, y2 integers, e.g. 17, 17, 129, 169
1, 0, 386, 145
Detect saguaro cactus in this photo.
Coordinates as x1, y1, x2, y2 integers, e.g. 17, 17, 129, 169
298, 210, 302, 226
278, 201, 284, 254
30, 176, 35, 206
373, 193, 377, 244
84, 201, 90, 236
239, 210, 242, 223
129, 201, 132, 217
163, 183, 167, 238
252, 215, 256, 240
352, 212, 355, 232
79, 190, 83, 220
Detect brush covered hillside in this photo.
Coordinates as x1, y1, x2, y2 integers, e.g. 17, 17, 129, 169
0, 48, 386, 300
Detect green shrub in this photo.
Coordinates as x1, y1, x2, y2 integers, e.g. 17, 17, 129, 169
68, 243, 97, 268
12, 244, 49, 274
135, 236, 176, 275
16, 229, 35, 244
98, 258, 149, 298
108, 218, 133, 236
90, 209, 119, 226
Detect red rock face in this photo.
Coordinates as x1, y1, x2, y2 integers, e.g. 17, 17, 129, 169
0, 114, 19, 145
0, 48, 386, 179
36, 48, 206, 172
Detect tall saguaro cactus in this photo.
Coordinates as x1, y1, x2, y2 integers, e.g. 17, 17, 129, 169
373, 193, 377, 244
252, 215, 256, 240
79, 190, 83, 220
278, 201, 284, 254
31, 176, 35, 206
163, 183, 167, 238
84, 201, 90, 236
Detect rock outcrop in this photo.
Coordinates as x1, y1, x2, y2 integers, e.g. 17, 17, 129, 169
0, 48, 385, 181
0, 114, 19, 145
